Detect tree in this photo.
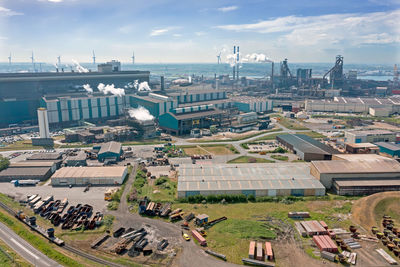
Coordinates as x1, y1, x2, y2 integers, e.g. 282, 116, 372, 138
0, 156, 9, 171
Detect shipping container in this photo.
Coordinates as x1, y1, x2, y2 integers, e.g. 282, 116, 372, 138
321, 251, 336, 262
265, 242, 273, 261
256, 242, 265, 261
249, 241, 256, 259
319, 221, 328, 230
191, 230, 207, 246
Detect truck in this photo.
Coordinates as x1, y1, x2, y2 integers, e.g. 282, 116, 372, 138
104, 188, 119, 201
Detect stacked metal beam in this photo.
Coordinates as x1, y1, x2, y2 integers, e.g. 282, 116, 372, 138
312, 235, 338, 253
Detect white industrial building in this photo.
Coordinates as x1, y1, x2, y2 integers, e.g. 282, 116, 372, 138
177, 163, 325, 198
42, 94, 124, 124
51, 166, 127, 186
345, 130, 397, 144
305, 97, 400, 115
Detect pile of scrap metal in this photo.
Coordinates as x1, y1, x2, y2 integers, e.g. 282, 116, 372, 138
138, 198, 171, 218
110, 228, 154, 256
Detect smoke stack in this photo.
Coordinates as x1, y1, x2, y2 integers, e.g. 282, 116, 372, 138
161, 76, 165, 91
236, 46, 240, 80
233, 46, 236, 80
271, 62, 274, 90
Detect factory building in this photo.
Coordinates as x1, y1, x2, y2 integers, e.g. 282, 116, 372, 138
310, 154, 400, 195
158, 106, 224, 135
345, 130, 397, 143
0, 70, 149, 127
375, 142, 400, 157
51, 166, 128, 186
345, 143, 379, 154
97, 141, 122, 162
305, 97, 400, 115
276, 134, 339, 161
41, 94, 124, 126
231, 96, 274, 113
65, 151, 87, 167
177, 163, 325, 198
9, 161, 58, 173
27, 153, 62, 161
127, 93, 178, 118
169, 90, 227, 104
0, 167, 53, 182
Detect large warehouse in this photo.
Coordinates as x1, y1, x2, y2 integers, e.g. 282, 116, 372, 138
310, 154, 400, 195
0, 167, 53, 182
177, 163, 325, 198
51, 166, 128, 186
276, 134, 339, 161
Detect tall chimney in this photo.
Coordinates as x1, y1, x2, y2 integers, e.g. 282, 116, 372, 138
160, 76, 165, 91
271, 62, 274, 90
233, 46, 236, 80
236, 46, 240, 80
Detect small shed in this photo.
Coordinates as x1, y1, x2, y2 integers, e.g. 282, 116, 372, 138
195, 214, 209, 225
97, 141, 122, 162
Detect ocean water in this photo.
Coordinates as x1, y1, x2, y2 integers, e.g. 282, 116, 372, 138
0, 62, 395, 81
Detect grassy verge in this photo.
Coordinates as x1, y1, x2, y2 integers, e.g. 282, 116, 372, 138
295, 131, 325, 139
0, 239, 31, 267
136, 177, 177, 203
270, 155, 289, 161
227, 156, 275, 164
107, 166, 132, 210
373, 197, 400, 226
0, 140, 60, 151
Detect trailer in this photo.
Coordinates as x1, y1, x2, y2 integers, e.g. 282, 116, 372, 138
113, 227, 125, 238
191, 230, 207, 246
265, 242, 273, 261
321, 251, 337, 262
242, 258, 275, 267
205, 216, 227, 229
29, 196, 41, 207
256, 242, 264, 261
91, 234, 110, 249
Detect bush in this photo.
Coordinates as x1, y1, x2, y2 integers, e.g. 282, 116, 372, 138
240, 143, 249, 149
155, 177, 168, 185
272, 147, 287, 153
0, 156, 9, 171
107, 201, 119, 210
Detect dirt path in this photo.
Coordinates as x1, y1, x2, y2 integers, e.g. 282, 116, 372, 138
352, 191, 400, 231
118, 163, 137, 214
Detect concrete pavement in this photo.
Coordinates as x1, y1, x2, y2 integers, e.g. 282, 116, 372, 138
0, 222, 61, 267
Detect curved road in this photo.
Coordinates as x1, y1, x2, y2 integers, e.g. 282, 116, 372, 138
0, 222, 61, 267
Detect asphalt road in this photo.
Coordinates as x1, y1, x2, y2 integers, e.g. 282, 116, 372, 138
0, 222, 61, 267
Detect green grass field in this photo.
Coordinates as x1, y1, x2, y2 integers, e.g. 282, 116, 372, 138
0, 239, 31, 267
227, 156, 275, 164
276, 117, 309, 130
271, 155, 289, 161
373, 197, 400, 226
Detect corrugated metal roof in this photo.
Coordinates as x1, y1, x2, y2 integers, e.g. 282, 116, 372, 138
27, 153, 62, 160
312, 158, 400, 174
375, 142, 400, 152
98, 141, 121, 155
177, 163, 325, 192
0, 167, 51, 177
51, 166, 126, 178
277, 134, 338, 155
9, 161, 55, 167
169, 109, 223, 120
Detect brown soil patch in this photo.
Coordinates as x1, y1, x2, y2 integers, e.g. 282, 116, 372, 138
352, 191, 400, 231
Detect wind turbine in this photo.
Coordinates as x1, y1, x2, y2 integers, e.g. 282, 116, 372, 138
57, 55, 61, 66
217, 52, 221, 64
131, 51, 135, 64
30, 51, 36, 72
8, 53, 11, 65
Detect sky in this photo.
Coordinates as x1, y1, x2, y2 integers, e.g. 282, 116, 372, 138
0, 0, 399, 64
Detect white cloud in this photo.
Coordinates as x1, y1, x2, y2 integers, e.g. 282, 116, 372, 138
216, 10, 400, 46
150, 27, 180, 37
218, 6, 238, 12
195, 31, 206, 36
150, 28, 170, 36
173, 33, 182, 37
0, 6, 23, 16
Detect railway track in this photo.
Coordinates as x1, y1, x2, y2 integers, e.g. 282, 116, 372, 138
0, 200, 125, 267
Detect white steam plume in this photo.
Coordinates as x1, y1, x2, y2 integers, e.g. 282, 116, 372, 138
242, 53, 273, 63
138, 81, 152, 91
128, 106, 154, 121
83, 84, 93, 93
97, 83, 125, 97
72, 59, 89, 73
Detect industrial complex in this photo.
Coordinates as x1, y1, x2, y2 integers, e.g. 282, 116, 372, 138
0, 47, 400, 267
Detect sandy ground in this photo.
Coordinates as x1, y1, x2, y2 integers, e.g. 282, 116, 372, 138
369, 121, 400, 131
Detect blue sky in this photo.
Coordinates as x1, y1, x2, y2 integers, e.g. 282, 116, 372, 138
0, 0, 399, 63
